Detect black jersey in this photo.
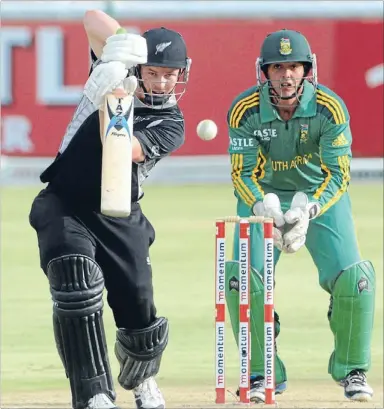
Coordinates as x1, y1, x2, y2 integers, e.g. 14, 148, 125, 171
40, 52, 185, 211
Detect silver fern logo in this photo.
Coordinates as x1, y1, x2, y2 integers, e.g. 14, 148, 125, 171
155, 41, 172, 54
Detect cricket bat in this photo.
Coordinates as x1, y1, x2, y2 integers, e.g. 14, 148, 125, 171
100, 28, 137, 217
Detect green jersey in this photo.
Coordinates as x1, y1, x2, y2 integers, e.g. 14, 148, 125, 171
227, 81, 351, 216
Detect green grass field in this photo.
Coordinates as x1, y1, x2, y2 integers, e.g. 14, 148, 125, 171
1, 184, 383, 408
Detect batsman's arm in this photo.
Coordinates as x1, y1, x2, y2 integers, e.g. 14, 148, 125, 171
311, 113, 352, 216
83, 9, 120, 58
227, 110, 265, 209
134, 119, 185, 160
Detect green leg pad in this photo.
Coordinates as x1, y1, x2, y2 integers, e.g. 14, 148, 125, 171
328, 260, 376, 381
225, 261, 287, 384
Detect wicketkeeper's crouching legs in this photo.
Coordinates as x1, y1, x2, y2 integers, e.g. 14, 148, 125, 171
48, 254, 116, 409
225, 261, 287, 382
225, 221, 287, 403
225, 261, 287, 403
306, 193, 376, 402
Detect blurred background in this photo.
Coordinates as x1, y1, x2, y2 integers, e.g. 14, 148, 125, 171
1, 1, 383, 408
1, 0, 383, 182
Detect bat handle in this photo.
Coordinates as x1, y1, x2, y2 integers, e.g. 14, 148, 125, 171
115, 27, 137, 96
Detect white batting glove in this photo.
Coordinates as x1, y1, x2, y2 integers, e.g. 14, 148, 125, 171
84, 61, 128, 109
101, 33, 147, 69
253, 193, 285, 251
283, 192, 320, 253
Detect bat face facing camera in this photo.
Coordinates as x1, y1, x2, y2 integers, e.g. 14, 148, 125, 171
101, 80, 135, 218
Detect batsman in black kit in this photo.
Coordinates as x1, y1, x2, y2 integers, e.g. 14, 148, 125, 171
29, 10, 191, 409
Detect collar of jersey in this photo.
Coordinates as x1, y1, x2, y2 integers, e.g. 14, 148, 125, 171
259, 80, 317, 123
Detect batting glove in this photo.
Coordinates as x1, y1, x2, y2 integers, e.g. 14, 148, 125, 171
84, 61, 128, 110
101, 33, 147, 69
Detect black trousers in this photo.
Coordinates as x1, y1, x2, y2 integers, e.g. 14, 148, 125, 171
29, 188, 157, 329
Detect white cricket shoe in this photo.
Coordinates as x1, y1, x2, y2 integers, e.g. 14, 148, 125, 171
133, 377, 165, 409
236, 376, 287, 403
84, 393, 117, 409
342, 369, 373, 402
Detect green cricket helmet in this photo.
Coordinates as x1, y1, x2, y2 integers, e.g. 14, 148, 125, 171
255, 29, 317, 103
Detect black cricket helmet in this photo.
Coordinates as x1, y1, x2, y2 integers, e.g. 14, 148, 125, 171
255, 29, 317, 104
136, 27, 191, 107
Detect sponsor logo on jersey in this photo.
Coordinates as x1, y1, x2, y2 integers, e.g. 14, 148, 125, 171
253, 129, 278, 141
134, 116, 150, 124
230, 137, 255, 150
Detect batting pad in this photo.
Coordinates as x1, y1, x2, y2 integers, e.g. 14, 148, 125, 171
47, 255, 115, 409
115, 316, 169, 390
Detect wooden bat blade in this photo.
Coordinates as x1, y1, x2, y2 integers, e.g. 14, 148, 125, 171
100, 88, 134, 217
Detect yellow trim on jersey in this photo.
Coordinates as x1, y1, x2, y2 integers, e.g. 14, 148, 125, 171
313, 161, 332, 200
250, 152, 265, 199
258, 150, 267, 180
319, 155, 350, 215
229, 93, 259, 128
234, 97, 260, 129
316, 96, 341, 125
231, 153, 256, 206
316, 89, 346, 124
249, 149, 266, 199
229, 94, 257, 127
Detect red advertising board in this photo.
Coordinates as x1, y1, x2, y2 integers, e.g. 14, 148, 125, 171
333, 21, 383, 157
1, 19, 383, 158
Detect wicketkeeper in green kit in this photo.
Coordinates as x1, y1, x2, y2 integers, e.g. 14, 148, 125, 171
225, 29, 376, 403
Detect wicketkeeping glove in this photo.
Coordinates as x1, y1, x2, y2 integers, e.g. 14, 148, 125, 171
283, 192, 320, 253
252, 193, 285, 251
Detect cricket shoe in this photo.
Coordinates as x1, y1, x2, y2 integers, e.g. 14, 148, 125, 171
84, 393, 118, 409
341, 369, 373, 402
236, 376, 287, 403
133, 376, 165, 409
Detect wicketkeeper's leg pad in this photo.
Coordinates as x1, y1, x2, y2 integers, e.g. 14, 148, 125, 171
115, 316, 169, 390
328, 260, 376, 381
47, 255, 115, 409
